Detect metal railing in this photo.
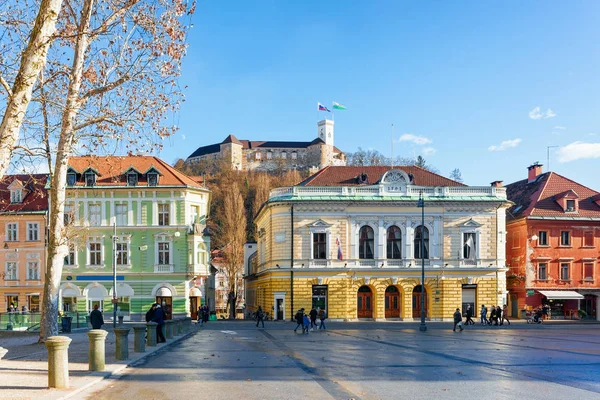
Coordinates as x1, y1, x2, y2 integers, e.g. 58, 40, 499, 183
0, 312, 88, 331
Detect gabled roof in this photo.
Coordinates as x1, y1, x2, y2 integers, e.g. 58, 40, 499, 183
66, 156, 204, 188
0, 174, 48, 213
222, 134, 242, 145
298, 166, 465, 187
505, 172, 600, 220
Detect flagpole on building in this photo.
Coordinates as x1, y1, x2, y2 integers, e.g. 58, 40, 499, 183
391, 123, 394, 168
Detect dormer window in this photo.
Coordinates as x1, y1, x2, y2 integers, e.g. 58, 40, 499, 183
566, 199, 576, 212
148, 173, 158, 186
67, 173, 77, 186
10, 189, 22, 204
127, 172, 138, 187
85, 172, 96, 187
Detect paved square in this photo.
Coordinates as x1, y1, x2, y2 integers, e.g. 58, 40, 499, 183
85, 322, 600, 400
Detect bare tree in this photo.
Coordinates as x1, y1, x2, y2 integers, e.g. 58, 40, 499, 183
0, 0, 64, 180
450, 168, 463, 183
27, 0, 195, 341
220, 180, 246, 319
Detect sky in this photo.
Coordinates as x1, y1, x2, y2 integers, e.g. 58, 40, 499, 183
160, 1, 600, 189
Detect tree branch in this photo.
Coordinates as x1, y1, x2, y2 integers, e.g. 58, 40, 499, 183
90, 0, 141, 38
0, 76, 12, 97
74, 116, 122, 131
80, 74, 130, 100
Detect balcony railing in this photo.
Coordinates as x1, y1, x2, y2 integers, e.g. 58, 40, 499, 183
154, 264, 174, 273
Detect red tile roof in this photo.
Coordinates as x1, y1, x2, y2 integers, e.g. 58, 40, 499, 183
298, 166, 465, 187
0, 174, 48, 213
505, 172, 600, 219
67, 156, 204, 188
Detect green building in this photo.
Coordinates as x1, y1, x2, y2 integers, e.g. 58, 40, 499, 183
57, 156, 211, 321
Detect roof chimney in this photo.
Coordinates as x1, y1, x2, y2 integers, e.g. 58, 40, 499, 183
527, 162, 543, 183
490, 180, 503, 187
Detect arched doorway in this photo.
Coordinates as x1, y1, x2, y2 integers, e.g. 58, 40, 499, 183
156, 286, 173, 320
412, 285, 428, 319
385, 286, 400, 318
189, 287, 202, 320
357, 286, 373, 318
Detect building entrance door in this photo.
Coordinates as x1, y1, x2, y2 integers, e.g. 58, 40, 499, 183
276, 299, 284, 320
412, 285, 428, 319
357, 286, 373, 318
156, 296, 172, 320
385, 286, 400, 318
190, 296, 199, 320
511, 294, 519, 318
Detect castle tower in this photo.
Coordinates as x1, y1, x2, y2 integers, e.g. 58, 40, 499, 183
317, 119, 334, 147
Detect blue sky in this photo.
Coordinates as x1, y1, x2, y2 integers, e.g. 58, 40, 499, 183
161, 1, 600, 189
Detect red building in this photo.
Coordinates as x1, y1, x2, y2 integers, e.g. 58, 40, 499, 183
505, 163, 600, 320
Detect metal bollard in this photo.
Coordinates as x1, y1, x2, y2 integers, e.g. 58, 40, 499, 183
133, 325, 146, 352
87, 329, 108, 371
114, 327, 130, 360
45, 336, 72, 389
146, 322, 157, 346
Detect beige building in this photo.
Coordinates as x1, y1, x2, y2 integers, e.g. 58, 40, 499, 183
185, 119, 346, 171
245, 166, 510, 321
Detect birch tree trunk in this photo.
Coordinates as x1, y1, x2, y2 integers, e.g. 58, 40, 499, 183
39, 0, 94, 342
0, 0, 63, 181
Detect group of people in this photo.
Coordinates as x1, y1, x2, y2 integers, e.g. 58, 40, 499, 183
294, 307, 327, 334
145, 303, 167, 343
454, 304, 511, 332
7, 303, 29, 324
197, 305, 210, 325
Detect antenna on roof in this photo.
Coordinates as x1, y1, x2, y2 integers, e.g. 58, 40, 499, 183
391, 124, 394, 169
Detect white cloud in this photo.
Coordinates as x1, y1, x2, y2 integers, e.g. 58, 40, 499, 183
422, 147, 437, 156
181, 134, 186, 140
529, 106, 556, 120
553, 126, 566, 130
529, 107, 543, 120
488, 138, 522, 152
557, 141, 600, 163
545, 108, 556, 119
398, 133, 432, 145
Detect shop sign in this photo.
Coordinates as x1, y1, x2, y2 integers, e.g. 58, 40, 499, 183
526, 290, 535, 296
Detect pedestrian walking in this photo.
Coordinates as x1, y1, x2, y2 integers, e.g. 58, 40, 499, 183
302, 313, 310, 334
453, 308, 464, 332
496, 305, 502, 325
203, 305, 209, 324
153, 304, 167, 343
465, 305, 475, 325
490, 306, 498, 326
318, 309, 327, 330
255, 306, 265, 328
480, 304, 487, 325
90, 304, 104, 329
21, 305, 29, 325
501, 304, 511, 326
145, 304, 156, 322
309, 308, 318, 329
294, 308, 304, 332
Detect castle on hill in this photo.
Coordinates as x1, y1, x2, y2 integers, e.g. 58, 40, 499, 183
185, 120, 346, 171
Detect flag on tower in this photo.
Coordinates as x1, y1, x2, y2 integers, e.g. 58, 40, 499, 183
318, 102, 330, 112
332, 101, 347, 110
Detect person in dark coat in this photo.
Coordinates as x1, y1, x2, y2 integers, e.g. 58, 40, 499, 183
453, 308, 463, 332
294, 308, 304, 332
496, 305, 502, 325
489, 306, 496, 325
152, 304, 166, 343
202, 305, 209, 323
465, 305, 475, 325
309, 308, 318, 329
145, 304, 156, 322
255, 306, 265, 328
90, 304, 104, 329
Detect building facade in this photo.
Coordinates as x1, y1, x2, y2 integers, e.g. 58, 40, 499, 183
57, 156, 211, 321
0, 175, 48, 314
211, 249, 245, 317
245, 166, 510, 321
185, 119, 346, 171
505, 163, 600, 320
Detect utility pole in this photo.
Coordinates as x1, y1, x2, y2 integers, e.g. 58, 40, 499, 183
113, 222, 118, 328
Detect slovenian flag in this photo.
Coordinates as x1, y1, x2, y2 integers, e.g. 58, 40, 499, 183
336, 237, 343, 260
318, 102, 330, 112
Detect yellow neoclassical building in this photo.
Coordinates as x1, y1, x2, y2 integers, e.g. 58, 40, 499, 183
245, 166, 511, 321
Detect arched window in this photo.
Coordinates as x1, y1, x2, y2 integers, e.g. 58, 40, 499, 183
359, 226, 374, 259
414, 226, 429, 259
386, 226, 402, 259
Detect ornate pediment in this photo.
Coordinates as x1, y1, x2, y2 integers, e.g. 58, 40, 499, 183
457, 218, 482, 228
307, 219, 332, 228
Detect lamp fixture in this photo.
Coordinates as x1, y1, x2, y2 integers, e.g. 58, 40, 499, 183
530, 234, 538, 242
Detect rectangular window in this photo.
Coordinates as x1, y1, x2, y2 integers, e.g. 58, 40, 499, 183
85, 173, 96, 186
89, 242, 102, 265
64, 204, 74, 226
147, 173, 158, 186
566, 199, 575, 211
313, 233, 327, 259
560, 263, 570, 280
538, 263, 547, 280
584, 263, 594, 281
255, 152, 261, 160
5, 262, 17, 280
463, 232, 476, 259
64, 244, 75, 265
89, 204, 101, 226
158, 204, 170, 226
312, 285, 328, 310
560, 231, 571, 246
190, 205, 200, 225
512, 231, 520, 248
27, 222, 39, 241
11, 190, 21, 203
267, 152, 273, 160
67, 173, 77, 186
115, 204, 128, 226
281, 151, 287, 159
116, 242, 128, 265
538, 231, 548, 246
291, 152, 297, 160
6, 223, 18, 242
584, 231, 594, 247
158, 242, 170, 264
127, 173, 138, 186
27, 262, 39, 280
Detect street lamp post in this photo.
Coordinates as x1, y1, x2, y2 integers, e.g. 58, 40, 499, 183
112, 222, 118, 329
418, 191, 427, 332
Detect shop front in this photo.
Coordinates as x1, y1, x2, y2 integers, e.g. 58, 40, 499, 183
535, 290, 584, 319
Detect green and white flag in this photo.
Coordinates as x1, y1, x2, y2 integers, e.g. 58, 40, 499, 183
332, 101, 347, 110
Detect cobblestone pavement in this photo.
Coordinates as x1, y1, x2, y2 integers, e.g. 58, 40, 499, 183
83, 321, 600, 400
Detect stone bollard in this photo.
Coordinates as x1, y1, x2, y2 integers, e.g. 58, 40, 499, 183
146, 322, 157, 347
187, 317, 193, 331
176, 318, 183, 335
87, 329, 108, 371
133, 325, 146, 352
45, 336, 72, 389
165, 320, 174, 339
114, 327, 130, 360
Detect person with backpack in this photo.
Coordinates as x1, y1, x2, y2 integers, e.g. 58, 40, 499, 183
294, 308, 304, 332
302, 313, 310, 334
453, 308, 463, 332
255, 306, 265, 328
318, 309, 327, 330
480, 304, 487, 325
309, 308, 318, 329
